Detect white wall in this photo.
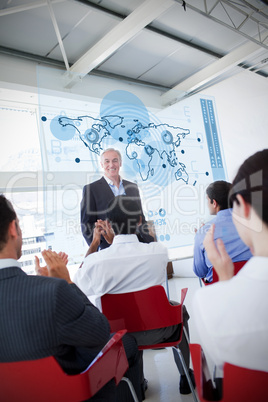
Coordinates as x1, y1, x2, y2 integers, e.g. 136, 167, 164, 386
201, 70, 268, 181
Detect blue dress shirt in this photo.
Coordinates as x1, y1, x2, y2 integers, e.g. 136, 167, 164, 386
193, 209, 252, 282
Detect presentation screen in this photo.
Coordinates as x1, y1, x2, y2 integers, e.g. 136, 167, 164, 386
39, 88, 227, 261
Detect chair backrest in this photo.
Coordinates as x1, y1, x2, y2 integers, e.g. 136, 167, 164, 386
205, 260, 247, 286
0, 329, 128, 402
190, 343, 268, 401
101, 285, 187, 333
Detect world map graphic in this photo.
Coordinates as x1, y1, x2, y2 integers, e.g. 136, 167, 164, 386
56, 114, 190, 184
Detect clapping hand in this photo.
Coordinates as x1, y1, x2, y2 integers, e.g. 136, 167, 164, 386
35, 250, 71, 283
96, 219, 115, 245
203, 224, 234, 281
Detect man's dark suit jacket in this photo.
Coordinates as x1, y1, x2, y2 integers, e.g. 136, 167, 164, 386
0, 265, 142, 401
81, 176, 153, 249
0, 266, 110, 374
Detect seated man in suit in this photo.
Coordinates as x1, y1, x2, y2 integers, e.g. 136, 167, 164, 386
193, 180, 252, 283
0, 194, 142, 402
80, 148, 153, 250
74, 195, 195, 396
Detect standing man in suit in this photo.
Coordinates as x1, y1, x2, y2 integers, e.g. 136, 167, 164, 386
81, 148, 153, 249
0, 194, 142, 402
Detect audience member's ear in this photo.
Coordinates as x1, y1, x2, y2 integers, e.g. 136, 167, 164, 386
235, 194, 250, 219
9, 220, 18, 238
137, 215, 142, 227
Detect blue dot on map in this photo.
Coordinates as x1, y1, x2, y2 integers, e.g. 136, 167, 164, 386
41, 116, 47, 122
159, 208, 166, 217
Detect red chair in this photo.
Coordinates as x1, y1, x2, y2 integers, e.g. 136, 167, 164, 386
190, 343, 268, 401
201, 260, 247, 286
0, 329, 139, 402
101, 285, 198, 402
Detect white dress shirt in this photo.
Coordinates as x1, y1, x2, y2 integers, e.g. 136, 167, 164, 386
103, 175, 125, 197
74, 234, 168, 310
192, 256, 268, 375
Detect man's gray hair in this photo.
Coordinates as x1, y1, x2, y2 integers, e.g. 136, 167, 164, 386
100, 148, 122, 163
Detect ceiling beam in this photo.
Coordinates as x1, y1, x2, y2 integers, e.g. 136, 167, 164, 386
63, 0, 175, 88
0, 0, 64, 16
161, 40, 262, 106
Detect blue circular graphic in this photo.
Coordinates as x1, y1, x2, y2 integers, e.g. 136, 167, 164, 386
50, 115, 77, 141
165, 234, 170, 241
41, 116, 47, 122
85, 128, 99, 143
159, 235, 165, 242
162, 130, 173, 145
159, 208, 166, 217
75, 158, 80, 163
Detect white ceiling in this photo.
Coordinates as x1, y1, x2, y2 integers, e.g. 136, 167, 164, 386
0, 0, 267, 105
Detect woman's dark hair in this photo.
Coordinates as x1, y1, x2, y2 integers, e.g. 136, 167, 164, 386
0, 194, 17, 250
229, 149, 268, 225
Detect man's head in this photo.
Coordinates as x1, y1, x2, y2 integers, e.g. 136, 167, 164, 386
206, 180, 231, 215
106, 195, 142, 235
0, 194, 22, 259
228, 149, 268, 249
100, 148, 122, 182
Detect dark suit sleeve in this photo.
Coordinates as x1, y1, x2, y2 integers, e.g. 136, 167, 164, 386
124, 180, 154, 244
80, 184, 96, 246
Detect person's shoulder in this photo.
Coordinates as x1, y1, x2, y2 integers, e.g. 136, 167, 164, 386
122, 178, 137, 186
142, 240, 168, 255
196, 218, 214, 237
83, 177, 105, 190
27, 274, 70, 294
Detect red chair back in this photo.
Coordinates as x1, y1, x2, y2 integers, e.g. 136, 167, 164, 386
101, 286, 187, 349
0, 330, 128, 402
190, 343, 268, 401
205, 260, 247, 286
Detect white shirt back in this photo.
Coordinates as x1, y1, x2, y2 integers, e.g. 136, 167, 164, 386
74, 234, 168, 310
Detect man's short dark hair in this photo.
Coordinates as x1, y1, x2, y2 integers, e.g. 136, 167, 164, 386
106, 195, 141, 235
229, 149, 268, 225
206, 180, 231, 211
0, 194, 17, 250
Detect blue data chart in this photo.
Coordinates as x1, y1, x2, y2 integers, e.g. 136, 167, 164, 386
200, 98, 225, 181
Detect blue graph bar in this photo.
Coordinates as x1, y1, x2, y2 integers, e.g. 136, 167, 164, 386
200, 99, 225, 181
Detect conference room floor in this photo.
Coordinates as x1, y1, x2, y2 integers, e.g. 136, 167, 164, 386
142, 272, 204, 402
